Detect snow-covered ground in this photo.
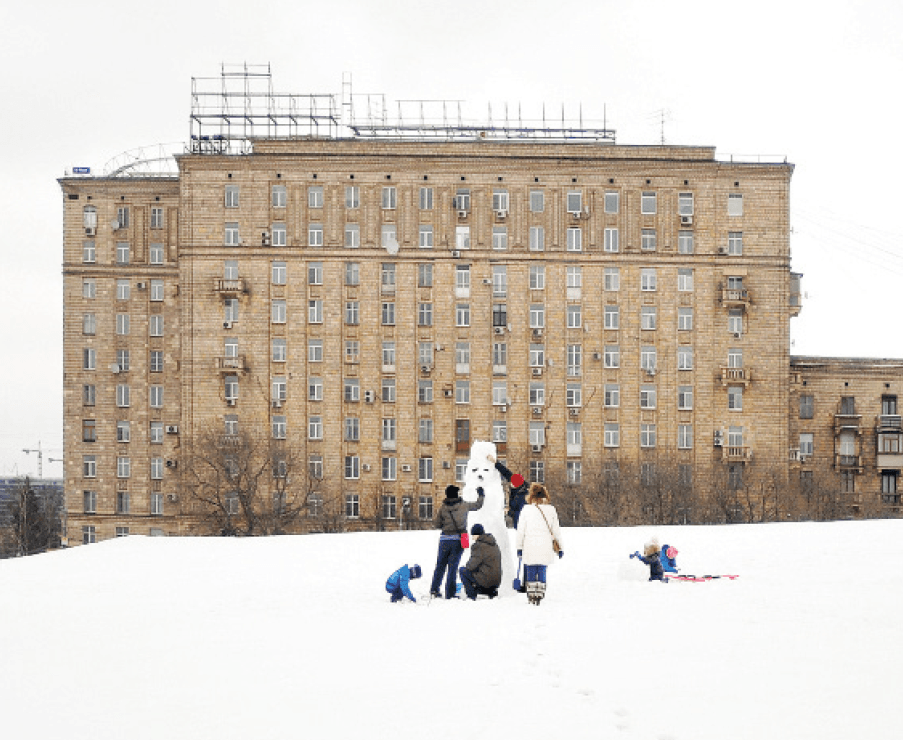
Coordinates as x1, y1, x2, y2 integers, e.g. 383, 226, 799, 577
2, 521, 901, 740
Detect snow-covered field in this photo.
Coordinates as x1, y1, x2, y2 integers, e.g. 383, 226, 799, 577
2, 521, 901, 740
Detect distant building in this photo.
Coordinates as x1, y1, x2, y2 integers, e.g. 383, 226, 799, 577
57, 69, 902, 545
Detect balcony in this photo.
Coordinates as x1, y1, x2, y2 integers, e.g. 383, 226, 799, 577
723, 446, 752, 462
214, 278, 248, 296
834, 454, 863, 471
216, 356, 247, 373
720, 366, 752, 386
877, 415, 903, 432
833, 413, 862, 435
721, 288, 751, 309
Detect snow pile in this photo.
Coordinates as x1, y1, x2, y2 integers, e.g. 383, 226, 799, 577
1, 521, 902, 740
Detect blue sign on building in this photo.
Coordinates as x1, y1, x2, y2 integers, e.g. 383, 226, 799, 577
73, 167, 91, 175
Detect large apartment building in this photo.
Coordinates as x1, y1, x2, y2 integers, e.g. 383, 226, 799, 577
58, 79, 902, 544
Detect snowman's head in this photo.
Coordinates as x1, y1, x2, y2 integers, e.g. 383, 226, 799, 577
461, 440, 501, 499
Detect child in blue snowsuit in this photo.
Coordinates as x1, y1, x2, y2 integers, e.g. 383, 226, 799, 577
659, 544, 679, 574
386, 564, 422, 602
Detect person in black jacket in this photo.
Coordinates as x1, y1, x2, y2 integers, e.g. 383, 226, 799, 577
488, 454, 528, 528
429, 484, 485, 599
630, 539, 667, 582
459, 523, 502, 600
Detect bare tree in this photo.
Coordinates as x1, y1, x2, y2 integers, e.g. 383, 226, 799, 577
182, 426, 306, 536
3, 476, 60, 557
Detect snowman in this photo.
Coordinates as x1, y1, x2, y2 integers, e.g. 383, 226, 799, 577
459, 439, 516, 595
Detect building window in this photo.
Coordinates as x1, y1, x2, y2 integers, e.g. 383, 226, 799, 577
604, 345, 620, 369
382, 377, 396, 403
82, 241, 96, 263
567, 345, 582, 377
604, 384, 620, 408
419, 186, 433, 210
83, 313, 96, 335
641, 191, 657, 215
149, 243, 164, 264
308, 186, 324, 208
343, 223, 360, 248
566, 227, 582, 252
492, 226, 508, 250
640, 385, 657, 410
344, 378, 360, 402
604, 227, 619, 253
83, 490, 97, 514
641, 228, 656, 251
456, 304, 471, 327
150, 280, 164, 301
728, 309, 744, 335
882, 472, 900, 504
455, 226, 471, 250
149, 385, 163, 408
382, 302, 396, 326
82, 419, 96, 443
678, 192, 694, 216
271, 300, 287, 324
225, 185, 240, 208
271, 261, 287, 285
381, 224, 398, 249
566, 190, 583, 214
678, 307, 693, 331
308, 300, 323, 324
272, 184, 287, 208
530, 190, 544, 212
117, 456, 131, 479
529, 225, 545, 251
640, 268, 657, 292
604, 423, 620, 448
641, 347, 657, 372
150, 421, 164, 444
82, 526, 96, 544
678, 231, 694, 254
799, 433, 814, 457
567, 305, 583, 329
418, 302, 433, 326
272, 416, 287, 440
530, 305, 545, 329
418, 380, 433, 404
150, 457, 163, 480
456, 381, 471, 404
728, 386, 743, 411
529, 265, 545, 290
271, 223, 286, 247
116, 242, 130, 265
640, 306, 656, 331
604, 191, 619, 213
344, 186, 359, 209
529, 344, 545, 368
308, 416, 323, 440
225, 223, 239, 246
116, 384, 130, 408
678, 269, 694, 292
381, 186, 397, 209
419, 418, 434, 444
149, 315, 164, 337
728, 231, 743, 255
678, 347, 694, 371
117, 279, 131, 300
419, 225, 433, 248
83, 205, 98, 229
308, 223, 323, 247
641, 424, 657, 448
604, 305, 619, 330
83, 384, 96, 406
567, 383, 582, 408
728, 193, 743, 217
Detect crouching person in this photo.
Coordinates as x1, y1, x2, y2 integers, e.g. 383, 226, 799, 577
459, 524, 502, 600
386, 564, 422, 603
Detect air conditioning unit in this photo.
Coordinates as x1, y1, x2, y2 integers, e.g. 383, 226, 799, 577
442, 461, 451, 469
272, 400, 282, 409
165, 459, 178, 469
532, 407, 542, 415
136, 281, 147, 290
451, 250, 461, 258
680, 215, 694, 226
532, 444, 543, 453
713, 430, 724, 447
443, 388, 453, 398
226, 398, 236, 406
111, 220, 121, 231
592, 352, 602, 361
532, 368, 543, 377
494, 326, 505, 335
362, 464, 372, 472
499, 405, 507, 413
457, 210, 468, 218
420, 365, 432, 374
261, 232, 270, 246
495, 210, 508, 218
165, 425, 179, 434
733, 332, 742, 339
645, 368, 657, 376
482, 278, 492, 285
569, 408, 580, 417
223, 321, 233, 330
110, 364, 120, 374
85, 227, 96, 236
401, 464, 412, 473
167, 493, 179, 502
364, 390, 375, 403
532, 328, 543, 338
718, 246, 728, 255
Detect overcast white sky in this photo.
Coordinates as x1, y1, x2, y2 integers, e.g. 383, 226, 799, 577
2, 0, 901, 478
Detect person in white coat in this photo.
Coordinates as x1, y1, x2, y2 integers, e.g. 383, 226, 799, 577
515, 483, 564, 605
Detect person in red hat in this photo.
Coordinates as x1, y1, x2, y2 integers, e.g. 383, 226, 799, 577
488, 454, 528, 529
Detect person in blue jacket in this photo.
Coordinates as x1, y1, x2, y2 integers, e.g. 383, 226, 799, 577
659, 544, 679, 574
386, 564, 422, 603
630, 539, 666, 582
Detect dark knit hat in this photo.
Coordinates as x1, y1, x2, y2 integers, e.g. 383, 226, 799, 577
445, 485, 460, 499
409, 564, 422, 579
470, 523, 485, 537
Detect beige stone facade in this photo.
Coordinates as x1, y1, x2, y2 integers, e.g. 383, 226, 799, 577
58, 136, 898, 544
